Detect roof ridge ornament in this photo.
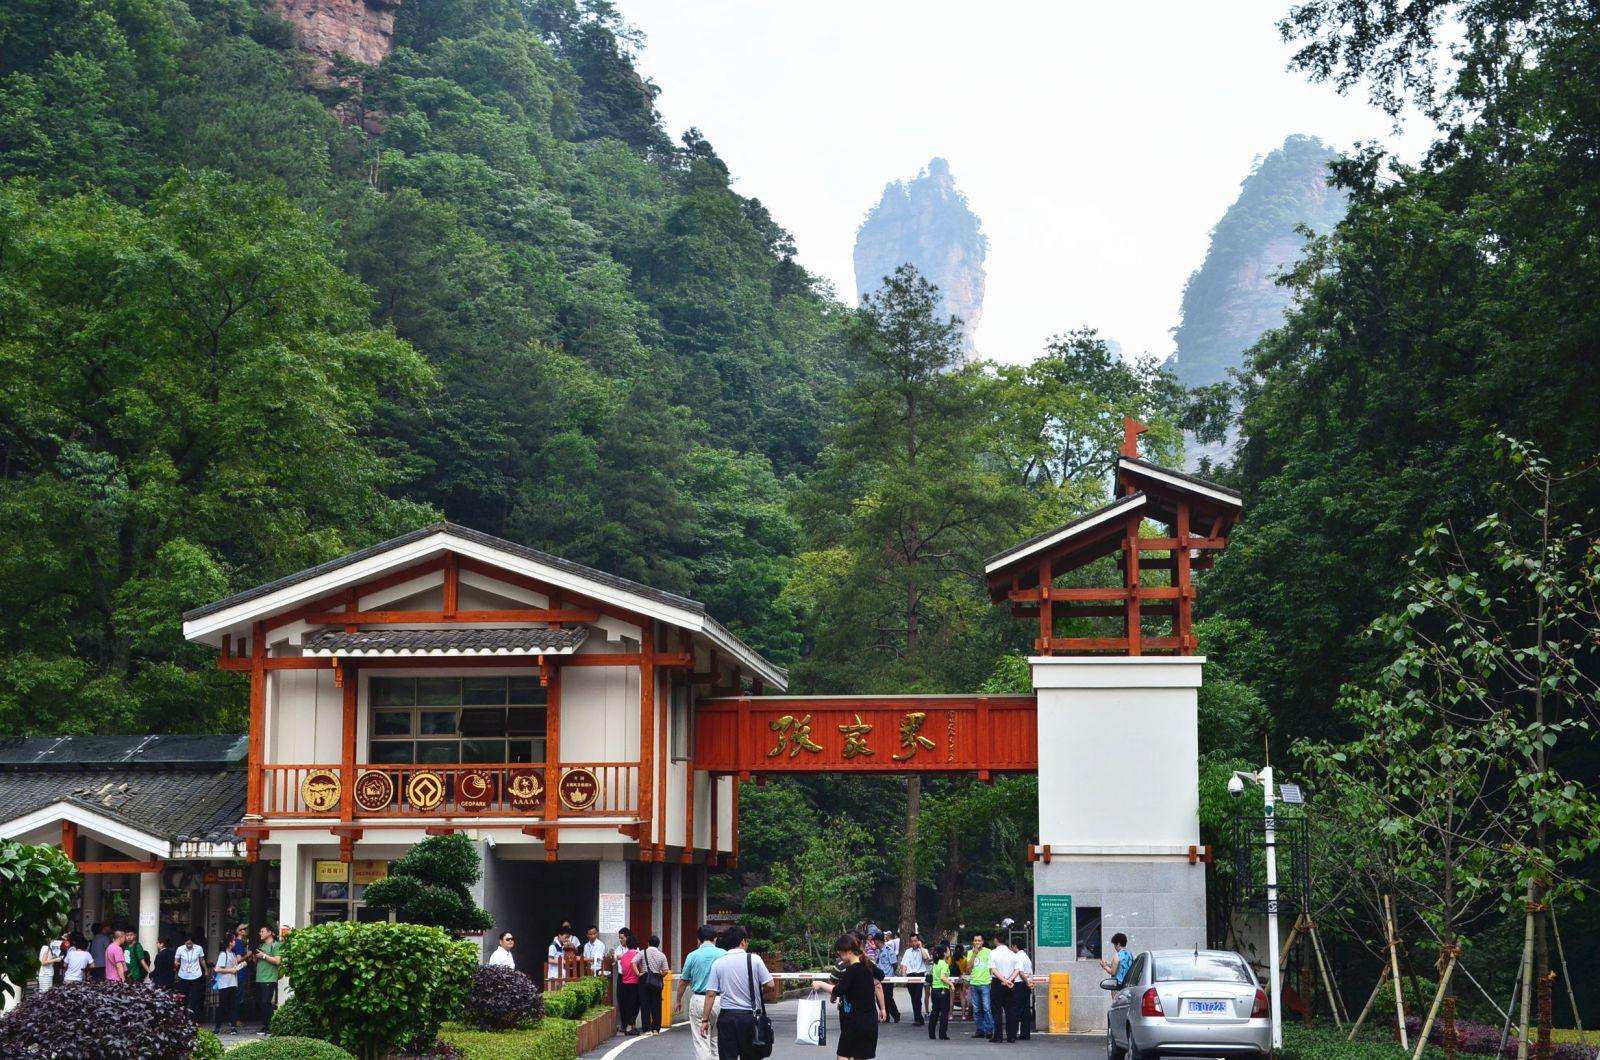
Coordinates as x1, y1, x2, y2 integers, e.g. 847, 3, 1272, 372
1121, 415, 1149, 459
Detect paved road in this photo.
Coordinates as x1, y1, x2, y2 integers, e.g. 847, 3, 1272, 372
586, 998, 1102, 1059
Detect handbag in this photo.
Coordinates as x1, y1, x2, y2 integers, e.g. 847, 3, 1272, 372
747, 953, 774, 1059
640, 948, 664, 991
795, 995, 827, 1047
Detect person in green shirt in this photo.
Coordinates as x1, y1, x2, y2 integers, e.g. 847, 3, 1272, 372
124, 936, 151, 983
252, 926, 283, 1034
967, 933, 994, 1039
927, 944, 953, 1041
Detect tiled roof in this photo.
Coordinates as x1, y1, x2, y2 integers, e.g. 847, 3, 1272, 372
302, 625, 589, 656
984, 492, 1146, 573
183, 522, 703, 622
0, 734, 247, 768
1116, 456, 1243, 503
0, 767, 245, 847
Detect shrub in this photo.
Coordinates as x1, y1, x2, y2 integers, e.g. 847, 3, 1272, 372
440, 1019, 580, 1059
541, 976, 606, 1020
362, 833, 492, 932
0, 839, 79, 995
191, 1030, 224, 1060
282, 921, 477, 1059
462, 964, 543, 1030
268, 995, 320, 1039
0, 981, 196, 1058
741, 885, 789, 954
227, 1037, 355, 1059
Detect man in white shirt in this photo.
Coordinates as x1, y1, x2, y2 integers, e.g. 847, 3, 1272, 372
898, 933, 930, 1026
582, 926, 607, 976
489, 930, 517, 970
61, 939, 93, 983
1013, 946, 1035, 1039
702, 927, 779, 1060
986, 935, 1020, 1043
174, 933, 207, 1021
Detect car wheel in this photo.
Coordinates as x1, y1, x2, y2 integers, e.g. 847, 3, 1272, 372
1107, 1023, 1127, 1060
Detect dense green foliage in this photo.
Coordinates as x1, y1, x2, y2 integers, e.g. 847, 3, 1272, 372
361, 833, 493, 932
1202, 0, 1600, 1025
0, 840, 79, 999
280, 921, 477, 1059
439, 1015, 583, 1060
0, 0, 853, 736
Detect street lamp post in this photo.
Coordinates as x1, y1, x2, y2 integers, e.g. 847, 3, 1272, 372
1233, 766, 1283, 1050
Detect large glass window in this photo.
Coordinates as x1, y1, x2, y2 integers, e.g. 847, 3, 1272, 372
368, 676, 547, 764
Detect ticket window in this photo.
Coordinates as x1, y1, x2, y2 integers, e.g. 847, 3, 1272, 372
312, 860, 393, 924
1075, 906, 1103, 961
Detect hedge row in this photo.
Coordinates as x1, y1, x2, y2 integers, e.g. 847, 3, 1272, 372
541, 976, 606, 1020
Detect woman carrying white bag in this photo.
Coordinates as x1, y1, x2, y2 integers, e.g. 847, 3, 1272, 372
796, 989, 827, 1048
811, 933, 884, 1059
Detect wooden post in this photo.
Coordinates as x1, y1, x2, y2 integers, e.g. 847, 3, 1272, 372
442, 552, 459, 618
1176, 501, 1193, 653
247, 622, 267, 817
1036, 559, 1053, 654
340, 662, 358, 837
544, 662, 562, 861
1309, 920, 1345, 1027
1124, 522, 1142, 655
657, 652, 669, 860
639, 620, 656, 851
1348, 958, 1391, 1041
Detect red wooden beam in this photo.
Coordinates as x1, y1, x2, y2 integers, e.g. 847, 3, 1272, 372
298, 608, 600, 625
247, 621, 266, 816
264, 556, 449, 633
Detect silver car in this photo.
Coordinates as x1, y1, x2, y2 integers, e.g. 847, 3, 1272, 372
1103, 949, 1272, 1059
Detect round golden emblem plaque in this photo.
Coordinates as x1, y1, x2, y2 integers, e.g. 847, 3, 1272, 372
406, 770, 447, 811
558, 767, 600, 811
352, 770, 395, 813
457, 769, 495, 812
506, 770, 544, 811
300, 769, 342, 814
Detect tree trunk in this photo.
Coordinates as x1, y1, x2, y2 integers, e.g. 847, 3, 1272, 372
937, 817, 961, 927
898, 775, 921, 938
1516, 882, 1537, 1060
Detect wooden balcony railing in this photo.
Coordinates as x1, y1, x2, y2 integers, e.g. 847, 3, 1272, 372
260, 762, 639, 819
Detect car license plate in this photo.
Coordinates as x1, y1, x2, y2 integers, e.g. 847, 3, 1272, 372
1183, 999, 1230, 1017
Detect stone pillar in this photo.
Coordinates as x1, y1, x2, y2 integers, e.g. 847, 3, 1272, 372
138, 870, 161, 953
277, 840, 303, 935
81, 840, 102, 931
651, 862, 664, 941
1031, 656, 1208, 1032
597, 859, 628, 948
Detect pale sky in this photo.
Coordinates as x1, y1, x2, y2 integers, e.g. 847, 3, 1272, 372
622, 0, 1430, 364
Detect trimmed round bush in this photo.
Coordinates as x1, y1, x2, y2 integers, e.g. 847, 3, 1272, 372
740, 885, 789, 954
267, 995, 320, 1039
227, 1036, 355, 1059
462, 964, 543, 1030
0, 981, 197, 1058
281, 920, 476, 1058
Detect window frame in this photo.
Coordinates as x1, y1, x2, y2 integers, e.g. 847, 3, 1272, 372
365, 672, 549, 765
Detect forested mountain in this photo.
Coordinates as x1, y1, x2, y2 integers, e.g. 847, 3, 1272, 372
0, 0, 852, 732
853, 158, 988, 357
1167, 135, 1346, 390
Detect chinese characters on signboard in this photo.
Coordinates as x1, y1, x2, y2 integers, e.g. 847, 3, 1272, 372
764, 709, 955, 763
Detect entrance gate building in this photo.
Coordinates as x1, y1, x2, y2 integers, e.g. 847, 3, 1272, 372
0, 416, 1240, 1025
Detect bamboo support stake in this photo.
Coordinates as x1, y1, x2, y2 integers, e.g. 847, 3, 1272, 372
1386, 895, 1409, 1050
1516, 889, 1538, 1060
1548, 905, 1586, 1050
1279, 913, 1305, 969
1412, 952, 1460, 1060
1349, 959, 1390, 1041
1308, 921, 1345, 1028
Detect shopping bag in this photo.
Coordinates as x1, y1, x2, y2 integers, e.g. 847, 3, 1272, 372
796, 996, 827, 1046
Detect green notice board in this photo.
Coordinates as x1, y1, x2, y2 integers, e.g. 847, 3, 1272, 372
1036, 893, 1073, 949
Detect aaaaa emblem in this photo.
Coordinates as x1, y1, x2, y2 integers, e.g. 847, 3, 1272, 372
507, 770, 544, 810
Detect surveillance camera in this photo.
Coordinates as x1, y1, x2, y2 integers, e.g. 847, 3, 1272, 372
1227, 774, 1245, 797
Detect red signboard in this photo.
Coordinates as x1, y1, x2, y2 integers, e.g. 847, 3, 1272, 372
693, 695, 1037, 776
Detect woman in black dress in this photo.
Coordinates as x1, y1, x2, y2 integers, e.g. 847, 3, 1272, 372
812, 933, 885, 1060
